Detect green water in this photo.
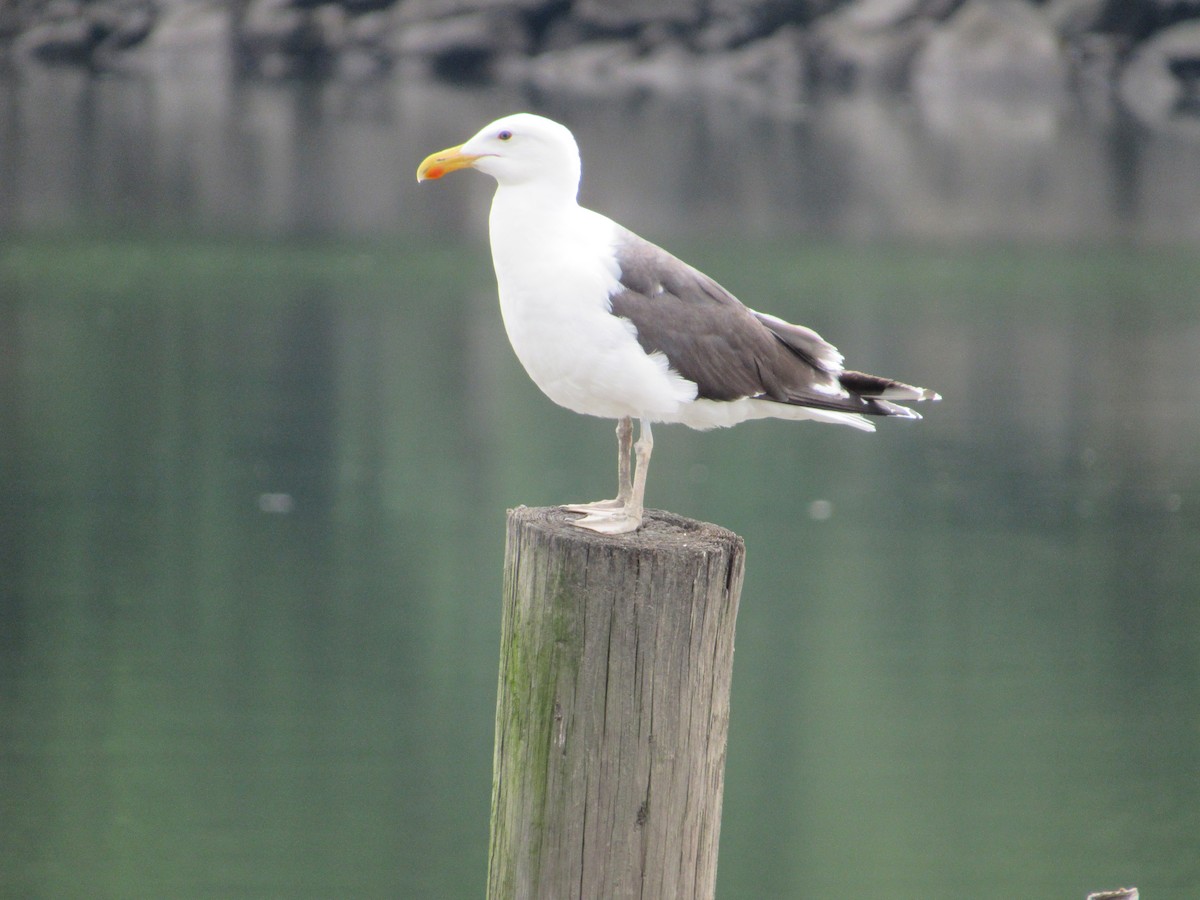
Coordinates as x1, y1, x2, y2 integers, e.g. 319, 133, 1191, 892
2, 234, 1197, 897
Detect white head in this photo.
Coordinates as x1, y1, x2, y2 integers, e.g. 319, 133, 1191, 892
416, 113, 582, 195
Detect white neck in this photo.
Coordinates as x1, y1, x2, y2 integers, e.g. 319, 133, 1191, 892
489, 183, 581, 266
491, 178, 578, 218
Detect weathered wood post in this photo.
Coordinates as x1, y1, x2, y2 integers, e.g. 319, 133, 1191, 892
487, 506, 746, 900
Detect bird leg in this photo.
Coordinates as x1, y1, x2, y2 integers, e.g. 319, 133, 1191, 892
615, 415, 633, 504
562, 416, 633, 513
568, 419, 650, 535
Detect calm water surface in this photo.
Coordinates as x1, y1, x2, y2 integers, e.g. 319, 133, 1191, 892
1, 75, 1199, 899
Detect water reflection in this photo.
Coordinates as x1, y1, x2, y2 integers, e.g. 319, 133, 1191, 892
5, 72, 1200, 243
1, 73, 1199, 899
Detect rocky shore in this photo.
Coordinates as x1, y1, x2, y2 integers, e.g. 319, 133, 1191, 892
3, 0, 1200, 127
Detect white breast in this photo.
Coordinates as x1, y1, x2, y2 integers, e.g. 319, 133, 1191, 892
488, 194, 697, 421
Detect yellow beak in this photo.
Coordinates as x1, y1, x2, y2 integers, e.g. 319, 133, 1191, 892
416, 144, 482, 182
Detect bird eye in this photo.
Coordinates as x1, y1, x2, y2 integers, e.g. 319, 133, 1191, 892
498, 130, 513, 141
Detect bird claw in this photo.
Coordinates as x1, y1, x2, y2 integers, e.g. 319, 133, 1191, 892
567, 507, 642, 534
561, 498, 626, 513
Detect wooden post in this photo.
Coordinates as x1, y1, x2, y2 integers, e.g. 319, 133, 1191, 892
487, 506, 746, 900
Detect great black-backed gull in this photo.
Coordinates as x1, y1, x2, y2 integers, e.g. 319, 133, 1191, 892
417, 113, 940, 534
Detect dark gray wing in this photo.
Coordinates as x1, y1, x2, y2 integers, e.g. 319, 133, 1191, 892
607, 229, 926, 417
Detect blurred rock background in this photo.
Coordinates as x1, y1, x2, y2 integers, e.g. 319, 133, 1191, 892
4, 0, 1200, 129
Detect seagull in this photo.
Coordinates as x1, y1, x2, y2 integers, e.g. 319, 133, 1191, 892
417, 113, 939, 534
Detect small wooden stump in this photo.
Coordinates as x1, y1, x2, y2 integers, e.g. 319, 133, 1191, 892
487, 506, 746, 900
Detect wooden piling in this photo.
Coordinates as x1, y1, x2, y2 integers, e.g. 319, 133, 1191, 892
487, 506, 746, 900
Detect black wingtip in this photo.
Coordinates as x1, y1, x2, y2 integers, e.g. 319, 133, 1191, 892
840, 370, 941, 406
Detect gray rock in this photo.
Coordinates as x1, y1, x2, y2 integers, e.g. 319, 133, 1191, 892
499, 25, 807, 115
105, 0, 229, 77
11, 0, 154, 67
393, 8, 530, 80
1047, 0, 1145, 40
697, 0, 845, 52
1119, 19, 1200, 128
809, 0, 959, 90
1, 0, 1198, 110
913, 0, 1069, 103
497, 38, 642, 94
13, 16, 95, 64
834, 0, 961, 30
694, 25, 808, 111
235, 0, 334, 76
572, 0, 702, 32
694, 10, 767, 52
911, 0, 1069, 143
392, 0, 551, 25
709, 0, 841, 26
241, 0, 307, 48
